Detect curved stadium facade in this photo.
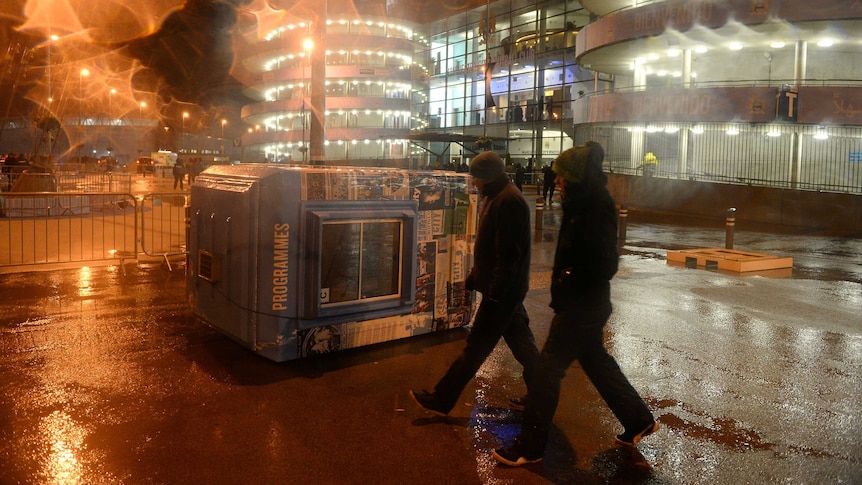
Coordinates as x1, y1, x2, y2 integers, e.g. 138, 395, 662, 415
1, 0, 858, 230
240, 0, 862, 193
238, 2, 421, 166
232, 0, 861, 231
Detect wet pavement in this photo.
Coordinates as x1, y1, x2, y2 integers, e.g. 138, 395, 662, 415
1, 192, 861, 484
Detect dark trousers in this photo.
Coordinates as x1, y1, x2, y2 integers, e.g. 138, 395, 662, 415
173, 175, 184, 189
517, 296, 653, 452
433, 298, 539, 412
543, 183, 555, 203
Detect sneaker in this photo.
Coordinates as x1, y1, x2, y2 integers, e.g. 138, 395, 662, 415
492, 445, 543, 467
614, 421, 659, 447
508, 396, 528, 411
409, 389, 449, 417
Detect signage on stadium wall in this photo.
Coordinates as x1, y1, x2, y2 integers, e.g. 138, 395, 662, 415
581, 86, 862, 126
776, 86, 798, 122
359, 68, 389, 76
796, 87, 862, 124
451, 49, 535, 77
586, 87, 776, 123
577, 0, 862, 55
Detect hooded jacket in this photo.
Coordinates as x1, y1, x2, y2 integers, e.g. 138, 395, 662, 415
550, 143, 619, 311
466, 173, 532, 302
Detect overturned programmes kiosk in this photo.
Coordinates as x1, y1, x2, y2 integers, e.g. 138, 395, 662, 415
187, 164, 480, 362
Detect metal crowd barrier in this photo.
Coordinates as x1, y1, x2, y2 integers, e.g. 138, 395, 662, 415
3, 172, 134, 193
139, 193, 189, 271
0, 192, 137, 271
0, 191, 190, 273
55, 172, 134, 193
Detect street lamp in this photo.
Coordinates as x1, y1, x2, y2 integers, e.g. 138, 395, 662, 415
301, 38, 313, 163
181, 112, 189, 154
139, 102, 146, 154
78, 68, 89, 162
108, 88, 117, 157
46, 34, 59, 113
221, 119, 226, 154
244, 127, 253, 162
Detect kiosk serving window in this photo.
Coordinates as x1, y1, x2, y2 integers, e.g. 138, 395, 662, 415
303, 201, 417, 322
320, 220, 402, 304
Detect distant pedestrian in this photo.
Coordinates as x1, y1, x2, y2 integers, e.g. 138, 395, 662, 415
189, 158, 202, 184
513, 103, 523, 122
514, 163, 524, 192
187, 158, 194, 184
173, 159, 186, 190
542, 165, 556, 205
493, 141, 658, 467
638, 151, 658, 177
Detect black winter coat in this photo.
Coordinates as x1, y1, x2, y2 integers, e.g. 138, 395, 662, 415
466, 175, 532, 302
543, 167, 556, 188
550, 182, 618, 311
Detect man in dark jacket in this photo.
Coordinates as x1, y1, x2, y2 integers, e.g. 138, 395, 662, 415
542, 164, 556, 205
514, 163, 524, 191
410, 151, 540, 416
493, 141, 658, 466
172, 159, 186, 190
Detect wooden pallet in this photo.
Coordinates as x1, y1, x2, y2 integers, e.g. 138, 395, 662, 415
666, 248, 793, 273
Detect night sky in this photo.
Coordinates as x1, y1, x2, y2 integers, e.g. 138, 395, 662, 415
0, 0, 465, 136
0, 0, 254, 136
126, 0, 254, 112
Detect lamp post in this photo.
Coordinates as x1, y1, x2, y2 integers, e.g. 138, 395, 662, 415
181, 112, 189, 155
301, 38, 313, 163
221, 119, 226, 154
139, 102, 146, 153
78, 68, 89, 162
47, 34, 58, 104
108, 88, 116, 158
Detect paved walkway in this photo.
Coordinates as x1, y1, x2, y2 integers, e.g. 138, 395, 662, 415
0, 202, 860, 484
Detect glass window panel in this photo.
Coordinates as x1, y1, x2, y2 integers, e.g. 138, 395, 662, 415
360, 222, 401, 299
365, 22, 386, 36
320, 220, 402, 305
329, 21, 351, 34
327, 51, 348, 65
321, 222, 360, 303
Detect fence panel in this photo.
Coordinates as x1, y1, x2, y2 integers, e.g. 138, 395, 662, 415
3, 172, 134, 193
0, 192, 137, 268
55, 172, 134, 193
584, 124, 862, 194
139, 193, 188, 259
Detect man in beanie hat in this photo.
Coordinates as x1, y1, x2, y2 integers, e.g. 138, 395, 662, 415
410, 151, 540, 417
494, 141, 658, 466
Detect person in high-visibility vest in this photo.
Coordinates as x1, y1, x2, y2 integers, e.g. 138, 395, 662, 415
638, 151, 658, 177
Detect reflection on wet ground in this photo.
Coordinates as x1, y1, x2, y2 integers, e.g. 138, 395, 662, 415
0, 203, 860, 484
536, 206, 862, 285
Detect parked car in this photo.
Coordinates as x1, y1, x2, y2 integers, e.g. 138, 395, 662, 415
135, 156, 155, 174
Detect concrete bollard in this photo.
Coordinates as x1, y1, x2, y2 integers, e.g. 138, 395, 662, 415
618, 203, 628, 246
535, 197, 544, 231
725, 207, 736, 249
